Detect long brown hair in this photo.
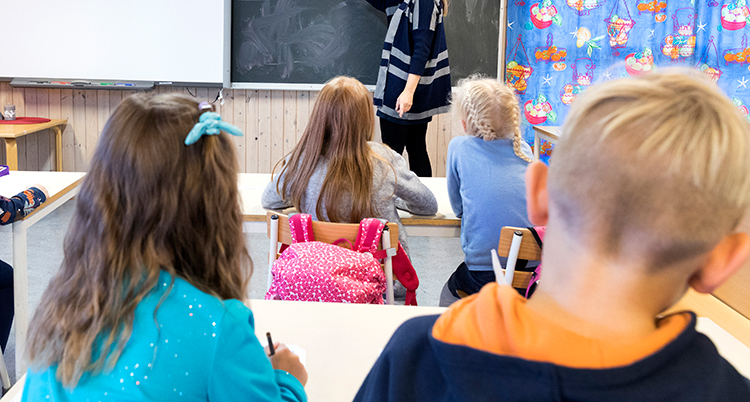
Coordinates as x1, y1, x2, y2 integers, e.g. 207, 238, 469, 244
275, 76, 380, 222
26, 94, 251, 387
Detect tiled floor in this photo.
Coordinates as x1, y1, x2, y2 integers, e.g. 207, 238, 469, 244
0, 200, 464, 385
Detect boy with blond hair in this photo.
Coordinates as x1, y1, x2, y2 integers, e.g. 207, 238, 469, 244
354, 69, 750, 401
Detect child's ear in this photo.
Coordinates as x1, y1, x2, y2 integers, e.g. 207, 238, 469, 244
461, 120, 467, 132
525, 161, 549, 226
689, 232, 750, 294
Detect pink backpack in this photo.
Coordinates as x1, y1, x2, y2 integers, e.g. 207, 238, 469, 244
265, 214, 390, 304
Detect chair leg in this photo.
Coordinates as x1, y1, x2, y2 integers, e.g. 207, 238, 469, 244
0, 349, 10, 391
267, 215, 279, 292
381, 228, 394, 305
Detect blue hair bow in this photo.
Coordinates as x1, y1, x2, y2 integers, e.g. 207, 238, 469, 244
184, 112, 244, 145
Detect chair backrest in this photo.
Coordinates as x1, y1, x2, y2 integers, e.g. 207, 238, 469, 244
266, 211, 399, 250
497, 226, 543, 289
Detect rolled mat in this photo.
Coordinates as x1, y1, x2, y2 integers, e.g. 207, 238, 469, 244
0, 117, 52, 125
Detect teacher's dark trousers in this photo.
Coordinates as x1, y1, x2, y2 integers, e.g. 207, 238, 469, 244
379, 118, 432, 177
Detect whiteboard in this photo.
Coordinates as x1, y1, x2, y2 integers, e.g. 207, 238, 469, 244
0, 0, 226, 84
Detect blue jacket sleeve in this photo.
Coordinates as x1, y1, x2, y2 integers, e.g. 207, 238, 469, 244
207, 300, 307, 402
0, 187, 47, 225
446, 138, 463, 219
408, 0, 439, 76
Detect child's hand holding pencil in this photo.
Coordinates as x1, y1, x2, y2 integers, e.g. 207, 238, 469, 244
265, 332, 308, 386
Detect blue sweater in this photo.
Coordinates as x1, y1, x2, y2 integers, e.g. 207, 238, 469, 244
354, 314, 750, 402
447, 136, 532, 271
23, 271, 306, 402
366, 0, 451, 124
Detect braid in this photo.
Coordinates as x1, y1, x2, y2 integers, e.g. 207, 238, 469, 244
501, 84, 532, 162
465, 86, 497, 140
513, 126, 533, 162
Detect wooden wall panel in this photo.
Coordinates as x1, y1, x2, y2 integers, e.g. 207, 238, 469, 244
37, 88, 52, 171
0, 85, 454, 176
231, 90, 247, 171
246, 90, 259, 173
60, 89, 75, 171
296, 91, 309, 145
72, 90, 86, 170
258, 90, 272, 173
12, 87, 26, 170
46, 88, 61, 171
24, 89, 39, 171
283, 91, 296, 157
427, 118, 439, 177
84, 90, 99, 168
270, 92, 284, 171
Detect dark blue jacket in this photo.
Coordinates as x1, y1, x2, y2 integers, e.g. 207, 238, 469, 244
366, 0, 451, 124
354, 314, 750, 402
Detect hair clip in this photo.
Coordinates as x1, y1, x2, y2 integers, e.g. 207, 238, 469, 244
198, 101, 213, 112
184, 112, 243, 145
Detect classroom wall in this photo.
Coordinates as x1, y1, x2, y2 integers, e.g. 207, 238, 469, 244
0, 83, 458, 176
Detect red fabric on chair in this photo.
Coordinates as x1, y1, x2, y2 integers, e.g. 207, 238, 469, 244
0, 117, 51, 125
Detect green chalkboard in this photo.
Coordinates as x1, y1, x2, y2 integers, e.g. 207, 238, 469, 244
231, 0, 500, 87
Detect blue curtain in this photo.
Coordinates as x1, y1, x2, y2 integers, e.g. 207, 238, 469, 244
506, 0, 750, 162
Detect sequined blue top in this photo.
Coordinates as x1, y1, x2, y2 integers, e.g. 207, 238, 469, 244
22, 271, 307, 402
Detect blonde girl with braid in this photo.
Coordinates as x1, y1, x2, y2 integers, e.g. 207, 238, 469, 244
439, 76, 536, 307
23, 94, 307, 401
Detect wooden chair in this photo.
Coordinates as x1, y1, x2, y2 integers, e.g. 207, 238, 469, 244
497, 227, 543, 294
266, 212, 399, 305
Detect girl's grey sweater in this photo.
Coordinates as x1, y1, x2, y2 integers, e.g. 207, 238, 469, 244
261, 142, 438, 256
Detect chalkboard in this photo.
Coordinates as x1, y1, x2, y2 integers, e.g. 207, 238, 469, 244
231, 0, 501, 87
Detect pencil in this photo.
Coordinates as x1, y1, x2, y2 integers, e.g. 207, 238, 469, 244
266, 332, 275, 356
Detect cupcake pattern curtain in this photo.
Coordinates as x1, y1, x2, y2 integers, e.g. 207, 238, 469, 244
506, 0, 750, 162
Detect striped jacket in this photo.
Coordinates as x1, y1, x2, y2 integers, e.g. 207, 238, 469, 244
367, 0, 451, 124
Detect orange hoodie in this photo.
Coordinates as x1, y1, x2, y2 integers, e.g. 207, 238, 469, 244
432, 283, 690, 369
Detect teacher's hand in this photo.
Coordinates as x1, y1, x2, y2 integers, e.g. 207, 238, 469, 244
396, 73, 421, 117
395, 90, 414, 117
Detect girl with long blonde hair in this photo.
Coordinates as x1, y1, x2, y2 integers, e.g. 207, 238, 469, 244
262, 76, 437, 304
439, 76, 535, 307
24, 94, 307, 401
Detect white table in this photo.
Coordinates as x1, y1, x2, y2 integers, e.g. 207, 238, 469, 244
3, 293, 749, 402
532, 126, 561, 161
239, 174, 460, 237
0, 302, 445, 402
0, 171, 85, 377
251, 300, 445, 402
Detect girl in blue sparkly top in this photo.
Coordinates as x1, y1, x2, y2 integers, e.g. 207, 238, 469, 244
21, 94, 307, 402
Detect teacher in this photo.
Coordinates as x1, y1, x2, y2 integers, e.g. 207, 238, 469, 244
366, 0, 451, 177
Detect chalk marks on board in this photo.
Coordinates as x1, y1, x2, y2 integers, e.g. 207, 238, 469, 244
232, 0, 387, 85
231, 0, 501, 86
444, 0, 500, 83
465, 0, 480, 22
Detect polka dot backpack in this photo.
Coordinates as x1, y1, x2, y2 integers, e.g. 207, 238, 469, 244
265, 214, 390, 304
